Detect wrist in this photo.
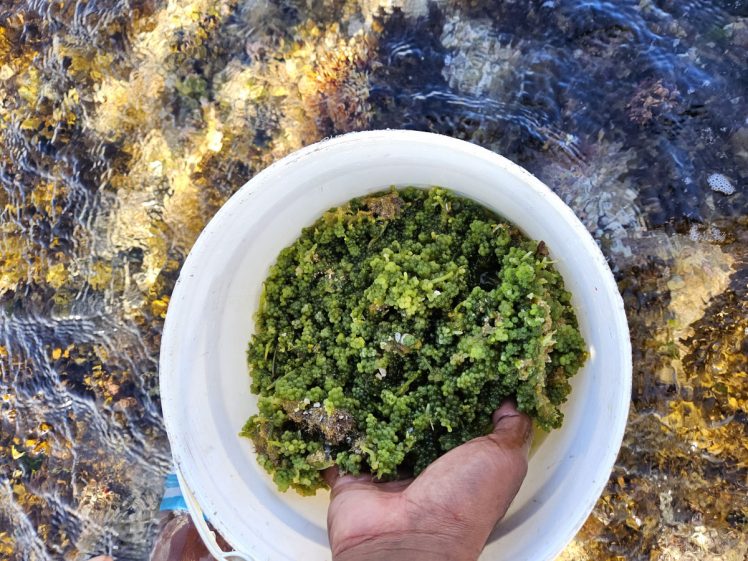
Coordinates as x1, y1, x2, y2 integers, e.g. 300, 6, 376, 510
333, 533, 480, 561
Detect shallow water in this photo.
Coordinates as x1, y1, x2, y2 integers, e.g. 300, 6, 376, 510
0, 1, 745, 559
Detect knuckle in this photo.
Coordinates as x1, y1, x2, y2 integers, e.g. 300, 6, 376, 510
484, 433, 529, 479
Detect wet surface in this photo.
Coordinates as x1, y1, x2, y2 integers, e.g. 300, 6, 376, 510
0, 1, 746, 559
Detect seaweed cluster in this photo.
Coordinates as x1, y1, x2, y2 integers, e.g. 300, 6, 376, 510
243, 188, 586, 493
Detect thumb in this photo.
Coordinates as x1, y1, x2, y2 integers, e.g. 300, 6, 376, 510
478, 399, 533, 502
489, 399, 533, 457
405, 399, 532, 529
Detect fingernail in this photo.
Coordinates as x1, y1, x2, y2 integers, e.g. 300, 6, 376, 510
492, 399, 533, 451
492, 399, 519, 423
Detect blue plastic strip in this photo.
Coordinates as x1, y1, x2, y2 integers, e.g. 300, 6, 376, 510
159, 473, 188, 512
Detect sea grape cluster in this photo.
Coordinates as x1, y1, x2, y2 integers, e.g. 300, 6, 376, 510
242, 187, 587, 494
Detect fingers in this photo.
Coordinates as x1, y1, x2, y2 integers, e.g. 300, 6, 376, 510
324, 466, 413, 499
323, 466, 377, 498
323, 466, 376, 488
322, 465, 341, 487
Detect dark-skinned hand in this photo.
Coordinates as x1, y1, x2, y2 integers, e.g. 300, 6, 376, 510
325, 400, 532, 561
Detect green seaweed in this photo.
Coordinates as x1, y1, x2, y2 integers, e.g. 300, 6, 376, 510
241, 187, 586, 494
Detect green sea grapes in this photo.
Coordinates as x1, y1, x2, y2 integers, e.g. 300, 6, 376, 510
241, 187, 587, 494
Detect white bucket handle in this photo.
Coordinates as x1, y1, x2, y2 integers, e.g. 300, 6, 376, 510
176, 470, 257, 561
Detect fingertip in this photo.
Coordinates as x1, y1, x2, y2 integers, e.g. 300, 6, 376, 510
491, 399, 519, 423
491, 399, 533, 453
322, 465, 340, 488
323, 466, 376, 491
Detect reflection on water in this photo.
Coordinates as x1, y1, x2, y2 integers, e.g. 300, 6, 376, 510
0, 0, 745, 559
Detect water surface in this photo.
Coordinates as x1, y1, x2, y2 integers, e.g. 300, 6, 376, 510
0, 1, 745, 559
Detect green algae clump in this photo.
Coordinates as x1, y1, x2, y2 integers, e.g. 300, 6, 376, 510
241, 187, 587, 494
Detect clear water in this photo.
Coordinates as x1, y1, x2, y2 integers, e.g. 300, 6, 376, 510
0, 1, 745, 559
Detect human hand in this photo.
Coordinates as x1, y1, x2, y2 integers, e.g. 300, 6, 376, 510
325, 400, 532, 561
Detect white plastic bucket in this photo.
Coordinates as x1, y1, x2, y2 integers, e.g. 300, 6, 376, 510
160, 130, 631, 561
